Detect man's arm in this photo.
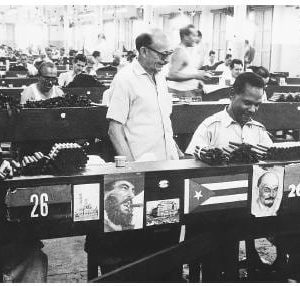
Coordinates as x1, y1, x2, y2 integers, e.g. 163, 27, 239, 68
108, 120, 134, 161
20, 87, 32, 104
168, 48, 210, 82
185, 122, 211, 156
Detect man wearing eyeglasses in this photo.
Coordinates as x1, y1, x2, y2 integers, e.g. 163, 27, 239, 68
106, 28, 182, 162
87, 29, 183, 281
168, 24, 211, 99
20, 62, 63, 104
58, 54, 87, 87
252, 171, 281, 217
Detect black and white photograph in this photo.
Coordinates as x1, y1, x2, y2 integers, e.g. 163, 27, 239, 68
2, 1, 300, 283
104, 173, 144, 232
73, 183, 100, 222
251, 165, 284, 218
146, 198, 180, 226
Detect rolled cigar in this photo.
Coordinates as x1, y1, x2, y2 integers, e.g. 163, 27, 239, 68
24, 156, 30, 165
257, 144, 269, 151
132, 203, 143, 208
222, 147, 232, 154
228, 141, 242, 147
29, 155, 38, 163
34, 152, 43, 160
27, 156, 35, 164
248, 144, 268, 153
228, 144, 239, 150
250, 147, 266, 155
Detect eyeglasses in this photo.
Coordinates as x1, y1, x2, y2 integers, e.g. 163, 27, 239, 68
146, 46, 174, 60
261, 187, 278, 195
41, 75, 57, 83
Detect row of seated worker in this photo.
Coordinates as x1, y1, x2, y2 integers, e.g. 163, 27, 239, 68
0, 55, 117, 82
0, 46, 137, 77
167, 55, 283, 104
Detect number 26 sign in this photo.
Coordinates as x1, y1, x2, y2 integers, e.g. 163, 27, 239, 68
282, 164, 300, 212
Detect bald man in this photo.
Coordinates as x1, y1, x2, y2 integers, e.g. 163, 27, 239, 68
107, 28, 182, 162
20, 62, 63, 104
87, 29, 183, 281
252, 172, 280, 217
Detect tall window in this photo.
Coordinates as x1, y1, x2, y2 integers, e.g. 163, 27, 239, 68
212, 12, 227, 60
251, 6, 273, 69
192, 12, 201, 31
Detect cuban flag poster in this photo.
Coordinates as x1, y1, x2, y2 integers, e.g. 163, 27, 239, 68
184, 173, 248, 214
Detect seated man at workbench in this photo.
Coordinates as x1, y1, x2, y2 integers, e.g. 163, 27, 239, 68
20, 62, 63, 104
185, 72, 273, 281
0, 160, 47, 282
58, 54, 87, 87
11, 53, 38, 76
18, 62, 64, 156
219, 59, 243, 87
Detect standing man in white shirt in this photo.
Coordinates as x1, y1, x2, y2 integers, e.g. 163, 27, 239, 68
107, 29, 182, 162
58, 54, 87, 87
86, 29, 184, 282
168, 24, 211, 99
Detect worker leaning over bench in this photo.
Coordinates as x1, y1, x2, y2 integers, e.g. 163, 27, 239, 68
186, 72, 272, 158
20, 62, 63, 105
185, 72, 274, 282
58, 54, 87, 87
19, 62, 64, 156
0, 160, 47, 282
85, 28, 184, 282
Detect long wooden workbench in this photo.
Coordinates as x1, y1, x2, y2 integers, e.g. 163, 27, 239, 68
0, 102, 298, 142
1, 158, 300, 282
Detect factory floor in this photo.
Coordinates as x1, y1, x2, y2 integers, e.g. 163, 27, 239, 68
43, 237, 277, 283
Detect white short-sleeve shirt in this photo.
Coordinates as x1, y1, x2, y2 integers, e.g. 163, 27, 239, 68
20, 83, 64, 104
58, 70, 76, 87
185, 109, 273, 155
106, 59, 178, 161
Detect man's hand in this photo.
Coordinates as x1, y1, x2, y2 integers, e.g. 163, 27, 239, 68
194, 146, 212, 162
195, 70, 212, 81
0, 160, 13, 179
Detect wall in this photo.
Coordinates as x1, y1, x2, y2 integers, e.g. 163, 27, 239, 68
270, 5, 300, 76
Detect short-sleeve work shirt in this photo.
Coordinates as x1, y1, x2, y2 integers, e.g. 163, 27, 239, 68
185, 109, 273, 155
106, 59, 178, 161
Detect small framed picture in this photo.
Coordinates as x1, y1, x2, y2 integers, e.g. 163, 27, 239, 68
104, 173, 144, 232
146, 198, 180, 226
73, 183, 100, 222
251, 165, 284, 218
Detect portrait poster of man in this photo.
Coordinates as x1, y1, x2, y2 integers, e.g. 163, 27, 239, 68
103, 173, 144, 232
251, 165, 284, 218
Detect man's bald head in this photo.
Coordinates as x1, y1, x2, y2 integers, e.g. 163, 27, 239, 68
257, 172, 279, 208
135, 29, 169, 53
135, 29, 171, 75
